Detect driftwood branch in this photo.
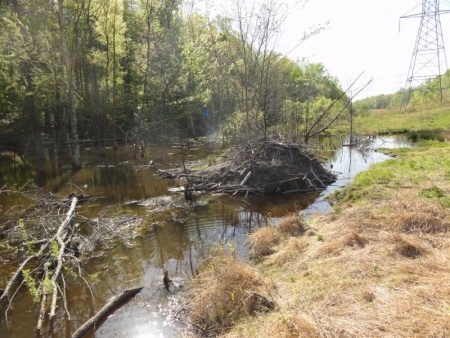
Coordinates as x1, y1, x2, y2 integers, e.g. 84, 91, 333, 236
50, 196, 78, 318
304, 73, 373, 142
1, 187, 146, 336
71, 286, 144, 338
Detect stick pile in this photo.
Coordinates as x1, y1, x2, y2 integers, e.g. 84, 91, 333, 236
159, 137, 336, 195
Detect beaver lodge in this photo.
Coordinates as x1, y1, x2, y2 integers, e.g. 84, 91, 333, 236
159, 136, 336, 195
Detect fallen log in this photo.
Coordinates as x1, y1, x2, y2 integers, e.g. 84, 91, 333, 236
71, 286, 144, 338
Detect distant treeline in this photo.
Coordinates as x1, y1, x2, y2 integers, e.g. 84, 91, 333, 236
355, 71, 450, 112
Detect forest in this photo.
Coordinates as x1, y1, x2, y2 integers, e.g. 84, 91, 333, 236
0, 0, 351, 170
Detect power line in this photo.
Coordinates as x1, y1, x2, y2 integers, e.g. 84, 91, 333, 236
400, 0, 450, 111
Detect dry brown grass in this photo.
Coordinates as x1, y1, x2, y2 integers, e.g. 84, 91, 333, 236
188, 141, 450, 337
276, 214, 307, 237
391, 234, 427, 258
315, 229, 369, 257
287, 315, 320, 337
391, 198, 450, 234
247, 226, 280, 258
223, 313, 319, 338
186, 248, 275, 336
273, 237, 308, 266
248, 214, 308, 259
221, 191, 450, 337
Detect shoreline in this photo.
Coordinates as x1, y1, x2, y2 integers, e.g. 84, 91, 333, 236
184, 139, 450, 337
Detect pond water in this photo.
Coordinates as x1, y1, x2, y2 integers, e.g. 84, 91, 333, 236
0, 135, 411, 338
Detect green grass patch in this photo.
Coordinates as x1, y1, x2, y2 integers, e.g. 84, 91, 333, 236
354, 105, 450, 134
329, 141, 450, 206
419, 186, 445, 199
207, 155, 218, 166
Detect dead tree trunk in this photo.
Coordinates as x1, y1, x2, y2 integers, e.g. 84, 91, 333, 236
71, 286, 144, 338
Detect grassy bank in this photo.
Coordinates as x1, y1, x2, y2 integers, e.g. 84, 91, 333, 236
354, 105, 450, 135
185, 116, 450, 336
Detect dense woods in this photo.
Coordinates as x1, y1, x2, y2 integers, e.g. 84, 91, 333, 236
0, 0, 350, 169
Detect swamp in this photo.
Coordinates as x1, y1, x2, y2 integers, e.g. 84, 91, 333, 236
2, 0, 446, 336
0, 135, 411, 337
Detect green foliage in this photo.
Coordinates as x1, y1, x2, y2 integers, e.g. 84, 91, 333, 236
64, 265, 78, 278
207, 155, 217, 166
354, 92, 400, 110
419, 186, 445, 199
0, 0, 346, 147
91, 0, 127, 88
51, 240, 59, 257
22, 269, 41, 303
6, 0, 449, 147
18, 218, 27, 239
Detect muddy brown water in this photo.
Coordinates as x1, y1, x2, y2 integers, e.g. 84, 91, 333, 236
0, 136, 411, 337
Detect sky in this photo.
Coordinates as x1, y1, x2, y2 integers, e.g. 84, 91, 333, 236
279, 0, 450, 99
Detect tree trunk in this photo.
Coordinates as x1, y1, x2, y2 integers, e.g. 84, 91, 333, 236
55, 0, 81, 169
25, 72, 45, 163
186, 72, 196, 137
12, 0, 45, 163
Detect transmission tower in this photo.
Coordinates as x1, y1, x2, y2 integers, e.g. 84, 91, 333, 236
400, 0, 450, 110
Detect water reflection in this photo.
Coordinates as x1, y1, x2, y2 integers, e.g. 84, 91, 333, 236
0, 146, 181, 218
304, 135, 412, 216
89, 197, 258, 338
0, 136, 411, 337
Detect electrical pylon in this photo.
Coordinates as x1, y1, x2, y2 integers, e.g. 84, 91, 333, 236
400, 0, 450, 111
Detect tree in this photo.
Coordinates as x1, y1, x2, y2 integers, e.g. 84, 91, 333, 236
1, 0, 54, 162
52, 0, 82, 169
91, 0, 127, 150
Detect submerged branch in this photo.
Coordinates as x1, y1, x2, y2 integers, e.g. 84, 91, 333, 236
71, 286, 144, 338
